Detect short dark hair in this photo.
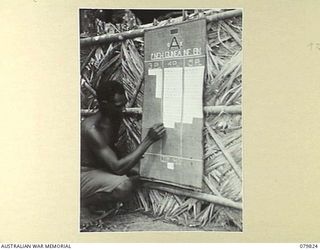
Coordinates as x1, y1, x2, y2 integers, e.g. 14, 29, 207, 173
96, 80, 125, 103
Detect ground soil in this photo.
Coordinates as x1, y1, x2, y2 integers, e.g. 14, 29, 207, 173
80, 208, 213, 232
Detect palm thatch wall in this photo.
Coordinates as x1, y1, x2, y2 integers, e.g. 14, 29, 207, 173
80, 9, 242, 231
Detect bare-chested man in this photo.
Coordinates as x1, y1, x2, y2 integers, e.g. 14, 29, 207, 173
81, 80, 165, 210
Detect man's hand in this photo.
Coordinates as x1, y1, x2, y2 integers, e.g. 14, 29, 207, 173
147, 123, 166, 142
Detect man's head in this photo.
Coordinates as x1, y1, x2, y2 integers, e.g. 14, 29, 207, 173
96, 80, 127, 118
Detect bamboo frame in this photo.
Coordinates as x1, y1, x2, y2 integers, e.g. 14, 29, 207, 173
80, 10, 242, 46
81, 105, 241, 116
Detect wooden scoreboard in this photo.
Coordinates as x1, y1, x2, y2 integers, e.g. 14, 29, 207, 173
140, 19, 206, 189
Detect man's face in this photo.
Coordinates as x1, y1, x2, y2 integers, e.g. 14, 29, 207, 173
112, 93, 127, 114
101, 93, 127, 118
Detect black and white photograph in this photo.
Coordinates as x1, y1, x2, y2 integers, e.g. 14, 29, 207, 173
79, 8, 243, 232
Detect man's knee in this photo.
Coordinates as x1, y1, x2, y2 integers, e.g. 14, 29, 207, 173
112, 178, 134, 201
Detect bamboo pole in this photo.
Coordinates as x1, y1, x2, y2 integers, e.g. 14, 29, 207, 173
81, 29, 144, 47
143, 182, 242, 210
81, 105, 241, 116
80, 107, 141, 116
204, 105, 241, 114
80, 10, 242, 47
123, 107, 142, 114
206, 9, 242, 22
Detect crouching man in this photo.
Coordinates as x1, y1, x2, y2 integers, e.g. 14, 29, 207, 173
81, 80, 165, 210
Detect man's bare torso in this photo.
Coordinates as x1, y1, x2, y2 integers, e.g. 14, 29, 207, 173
81, 112, 121, 169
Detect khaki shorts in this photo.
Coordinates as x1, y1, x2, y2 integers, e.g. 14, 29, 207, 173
81, 166, 129, 200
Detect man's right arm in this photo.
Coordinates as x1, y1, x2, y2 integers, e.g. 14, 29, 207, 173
87, 123, 165, 175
